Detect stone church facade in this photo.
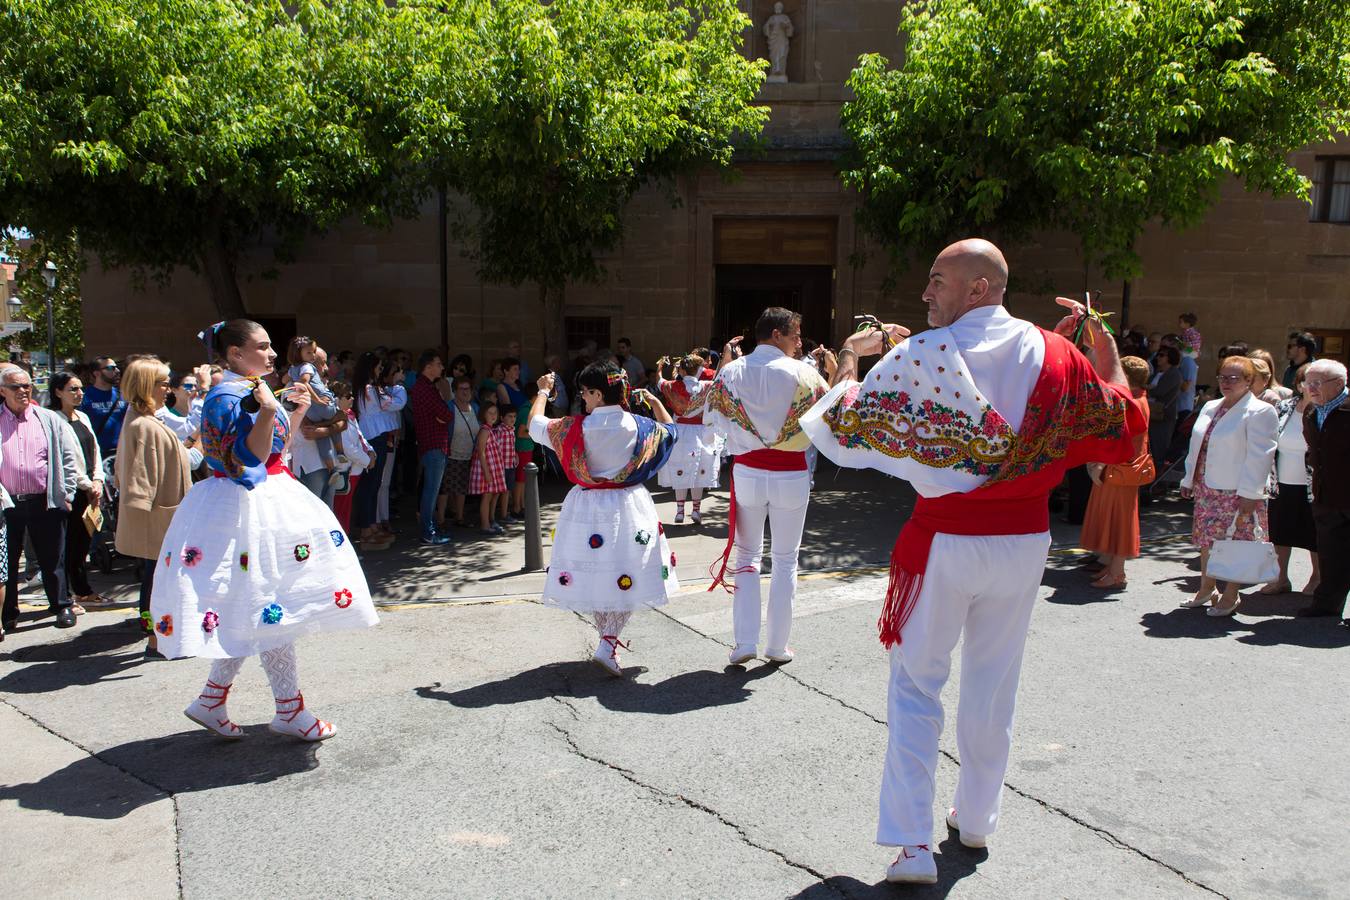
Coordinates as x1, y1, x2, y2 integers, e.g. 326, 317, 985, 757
83, 1, 1350, 374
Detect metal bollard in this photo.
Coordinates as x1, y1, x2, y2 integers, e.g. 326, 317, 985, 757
523, 462, 543, 571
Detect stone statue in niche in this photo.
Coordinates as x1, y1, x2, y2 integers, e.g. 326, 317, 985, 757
763, 2, 794, 84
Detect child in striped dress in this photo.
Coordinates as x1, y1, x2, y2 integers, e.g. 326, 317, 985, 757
470, 404, 507, 534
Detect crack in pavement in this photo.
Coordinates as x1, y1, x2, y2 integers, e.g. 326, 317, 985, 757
0, 698, 187, 899
543, 711, 844, 897
652, 604, 1231, 899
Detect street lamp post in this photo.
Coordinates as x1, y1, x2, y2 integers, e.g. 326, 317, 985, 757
41, 261, 56, 379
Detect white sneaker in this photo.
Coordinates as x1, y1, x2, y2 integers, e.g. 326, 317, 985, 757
764, 647, 794, 663
728, 644, 756, 665
885, 845, 937, 884
268, 693, 336, 741
592, 635, 626, 677
183, 681, 244, 740
946, 809, 987, 848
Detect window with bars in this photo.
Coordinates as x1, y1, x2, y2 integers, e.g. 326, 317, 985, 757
565, 315, 611, 352
1309, 156, 1350, 223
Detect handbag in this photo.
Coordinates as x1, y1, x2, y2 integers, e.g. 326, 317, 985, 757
1207, 512, 1279, 585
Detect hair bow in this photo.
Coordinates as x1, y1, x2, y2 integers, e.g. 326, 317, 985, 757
196, 321, 227, 360
606, 369, 633, 410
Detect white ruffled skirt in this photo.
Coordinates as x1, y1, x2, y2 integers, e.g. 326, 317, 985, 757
149, 473, 378, 659
542, 483, 679, 613
656, 424, 722, 490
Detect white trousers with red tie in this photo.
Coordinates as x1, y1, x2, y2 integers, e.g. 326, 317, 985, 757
877, 530, 1051, 846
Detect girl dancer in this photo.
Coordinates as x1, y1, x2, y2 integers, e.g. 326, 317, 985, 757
152, 320, 378, 741
529, 363, 680, 675
655, 354, 722, 524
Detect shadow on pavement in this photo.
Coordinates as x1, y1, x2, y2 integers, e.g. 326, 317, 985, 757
789, 836, 984, 898
0, 623, 149, 693
417, 659, 781, 715
0, 725, 321, 819
1140, 608, 1350, 648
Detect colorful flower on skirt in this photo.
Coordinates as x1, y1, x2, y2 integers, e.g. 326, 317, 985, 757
155, 614, 173, 636
163, 552, 171, 567
201, 610, 219, 633
657, 522, 664, 535
239, 552, 249, 571
676, 469, 684, 476
260, 604, 284, 625
634, 529, 651, 545
558, 572, 572, 587
662, 565, 670, 580
293, 544, 311, 562
588, 534, 604, 549
670, 552, 677, 566
181, 547, 203, 567
617, 574, 633, 591
333, 589, 353, 609
330, 530, 345, 548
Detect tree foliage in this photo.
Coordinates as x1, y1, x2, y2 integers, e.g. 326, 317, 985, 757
0, 232, 85, 361
454, 0, 768, 356
841, 0, 1350, 279
0, 0, 474, 318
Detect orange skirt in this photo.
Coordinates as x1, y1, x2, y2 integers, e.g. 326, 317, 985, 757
1080, 482, 1141, 559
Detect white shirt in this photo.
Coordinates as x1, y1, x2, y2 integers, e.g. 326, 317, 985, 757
357, 384, 407, 439
290, 417, 372, 477
449, 403, 479, 461
1276, 412, 1309, 485
704, 344, 829, 456
155, 407, 195, 443
530, 405, 636, 479
802, 305, 1044, 499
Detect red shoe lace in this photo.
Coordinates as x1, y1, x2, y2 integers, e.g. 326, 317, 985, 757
600, 635, 631, 659
197, 681, 239, 732
900, 844, 930, 860
274, 693, 332, 737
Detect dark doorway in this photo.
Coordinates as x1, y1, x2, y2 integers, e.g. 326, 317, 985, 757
713, 265, 834, 350
254, 316, 297, 368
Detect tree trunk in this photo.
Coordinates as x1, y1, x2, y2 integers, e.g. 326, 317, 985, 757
540, 282, 567, 362
1120, 279, 1132, 331
198, 224, 247, 322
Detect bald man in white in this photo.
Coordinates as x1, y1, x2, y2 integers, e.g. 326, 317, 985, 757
803, 239, 1144, 883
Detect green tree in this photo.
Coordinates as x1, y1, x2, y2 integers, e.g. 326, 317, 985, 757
842, 0, 1350, 284
0, 231, 85, 361
0, 0, 474, 319
454, 0, 768, 358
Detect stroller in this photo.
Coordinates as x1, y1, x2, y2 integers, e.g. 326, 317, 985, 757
89, 453, 124, 573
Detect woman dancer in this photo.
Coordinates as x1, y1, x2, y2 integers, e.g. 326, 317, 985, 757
152, 320, 378, 741
655, 354, 722, 524
528, 363, 679, 675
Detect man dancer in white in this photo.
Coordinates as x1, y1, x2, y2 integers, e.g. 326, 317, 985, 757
702, 307, 831, 665
802, 240, 1145, 883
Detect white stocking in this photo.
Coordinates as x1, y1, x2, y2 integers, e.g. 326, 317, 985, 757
207, 656, 246, 687
674, 488, 688, 503
690, 488, 703, 503
259, 643, 300, 700
591, 611, 632, 640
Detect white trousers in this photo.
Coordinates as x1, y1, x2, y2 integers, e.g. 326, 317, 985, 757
731, 467, 811, 652
877, 530, 1050, 846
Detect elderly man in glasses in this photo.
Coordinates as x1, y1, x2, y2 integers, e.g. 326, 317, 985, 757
1300, 358, 1350, 626
80, 356, 128, 455
0, 365, 85, 637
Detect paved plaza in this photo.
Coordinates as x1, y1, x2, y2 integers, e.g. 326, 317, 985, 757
1, 467, 1346, 899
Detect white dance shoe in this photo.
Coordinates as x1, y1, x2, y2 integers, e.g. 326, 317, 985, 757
268, 693, 337, 741
728, 644, 756, 666
946, 809, 987, 848
764, 647, 794, 664
885, 845, 937, 884
690, 509, 703, 525
592, 635, 627, 677
183, 681, 244, 739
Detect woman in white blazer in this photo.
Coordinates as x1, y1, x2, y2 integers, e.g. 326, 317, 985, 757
1179, 356, 1278, 616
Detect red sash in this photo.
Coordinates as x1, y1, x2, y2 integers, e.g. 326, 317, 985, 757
877, 330, 1146, 647
708, 449, 809, 592
213, 453, 294, 480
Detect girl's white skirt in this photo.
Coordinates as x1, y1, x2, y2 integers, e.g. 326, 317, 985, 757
149, 472, 378, 659
542, 483, 679, 613
656, 424, 722, 490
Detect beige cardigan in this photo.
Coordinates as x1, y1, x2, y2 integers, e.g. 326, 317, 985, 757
115, 409, 191, 560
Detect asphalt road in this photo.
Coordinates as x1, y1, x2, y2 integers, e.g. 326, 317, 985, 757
1, 472, 1346, 899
